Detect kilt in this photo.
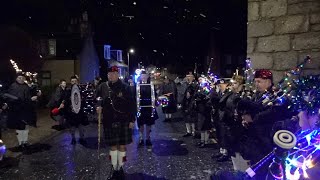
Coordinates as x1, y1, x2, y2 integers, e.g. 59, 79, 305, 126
184, 111, 197, 123
104, 122, 133, 146
197, 113, 212, 131
161, 94, 177, 114
137, 107, 158, 127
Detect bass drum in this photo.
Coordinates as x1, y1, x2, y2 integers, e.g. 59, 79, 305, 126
157, 95, 169, 107
71, 85, 81, 114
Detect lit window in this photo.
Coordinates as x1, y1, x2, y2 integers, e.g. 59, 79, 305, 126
48, 39, 56, 56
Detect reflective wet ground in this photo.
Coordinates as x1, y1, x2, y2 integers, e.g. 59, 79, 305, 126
0, 109, 232, 180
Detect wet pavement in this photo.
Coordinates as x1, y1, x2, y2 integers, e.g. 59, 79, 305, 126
0, 108, 232, 180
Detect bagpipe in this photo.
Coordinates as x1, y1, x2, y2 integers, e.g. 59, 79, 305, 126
240, 56, 311, 109
243, 126, 320, 180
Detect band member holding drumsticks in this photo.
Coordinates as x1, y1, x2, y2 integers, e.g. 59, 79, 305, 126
64, 76, 89, 145
96, 66, 136, 179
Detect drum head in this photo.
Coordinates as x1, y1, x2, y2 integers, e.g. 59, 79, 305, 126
71, 85, 81, 114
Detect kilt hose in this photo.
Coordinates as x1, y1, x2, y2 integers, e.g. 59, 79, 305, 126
104, 122, 133, 146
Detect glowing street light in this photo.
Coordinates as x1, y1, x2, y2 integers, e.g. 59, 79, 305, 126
127, 48, 135, 74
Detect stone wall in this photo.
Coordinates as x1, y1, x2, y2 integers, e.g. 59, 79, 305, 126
247, 0, 320, 83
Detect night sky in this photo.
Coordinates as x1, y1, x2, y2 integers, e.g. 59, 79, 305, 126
0, 0, 247, 75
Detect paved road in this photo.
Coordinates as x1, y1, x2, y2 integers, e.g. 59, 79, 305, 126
0, 108, 232, 180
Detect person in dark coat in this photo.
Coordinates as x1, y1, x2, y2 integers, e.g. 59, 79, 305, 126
159, 76, 177, 122
236, 70, 293, 165
25, 77, 41, 128
194, 76, 213, 148
215, 75, 245, 162
47, 79, 68, 130
0, 100, 8, 139
136, 71, 159, 147
96, 66, 136, 179
182, 73, 198, 137
7, 73, 38, 150
64, 76, 89, 145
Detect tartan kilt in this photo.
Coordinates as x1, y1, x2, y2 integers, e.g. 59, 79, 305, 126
104, 122, 133, 146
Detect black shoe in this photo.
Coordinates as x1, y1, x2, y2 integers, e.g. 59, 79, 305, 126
182, 133, 192, 137
9, 145, 24, 152
217, 155, 230, 162
211, 153, 223, 159
199, 143, 207, 148
107, 166, 118, 180
51, 125, 59, 130
71, 138, 76, 145
79, 138, 87, 146
163, 118, 171, 122
146, 139, 152, 146
138, 140, 144, 147
197, 142, 204, 146
118, 167, 125, 179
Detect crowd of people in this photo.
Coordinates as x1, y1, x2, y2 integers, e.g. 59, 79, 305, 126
1, 65, 319, 180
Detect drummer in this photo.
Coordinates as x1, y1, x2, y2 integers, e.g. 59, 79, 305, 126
136, 71, 159, 147
64, 75, 89, 145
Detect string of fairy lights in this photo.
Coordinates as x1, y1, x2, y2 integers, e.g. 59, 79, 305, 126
9, 59, 38, 79
136, 81, 156, 117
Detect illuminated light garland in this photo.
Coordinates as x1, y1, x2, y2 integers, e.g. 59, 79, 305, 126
136, 81, 156, 117
244, 58, 255, 91
80, 83, 95, 114
9, 59, 38, 80
157, 95, 169, 108
245, 128, 320, 180
284, 128, 320, 180
288, 75, 320, 115
10, 59, 22, 73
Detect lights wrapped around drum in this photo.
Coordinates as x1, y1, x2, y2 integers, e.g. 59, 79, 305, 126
80, 83, 95, 114
136, 81, 156, 117
157, 95, 169, 108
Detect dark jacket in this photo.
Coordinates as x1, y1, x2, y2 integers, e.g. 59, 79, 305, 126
7, 82, 32, 130
47, 86, 68, 108
96, 80, 136, 128
182, 82, 198, 119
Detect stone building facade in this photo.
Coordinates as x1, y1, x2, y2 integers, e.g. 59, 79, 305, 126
247, 0, 320, 83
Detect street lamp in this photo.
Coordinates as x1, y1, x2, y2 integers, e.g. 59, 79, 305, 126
127, 48, 135, 74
